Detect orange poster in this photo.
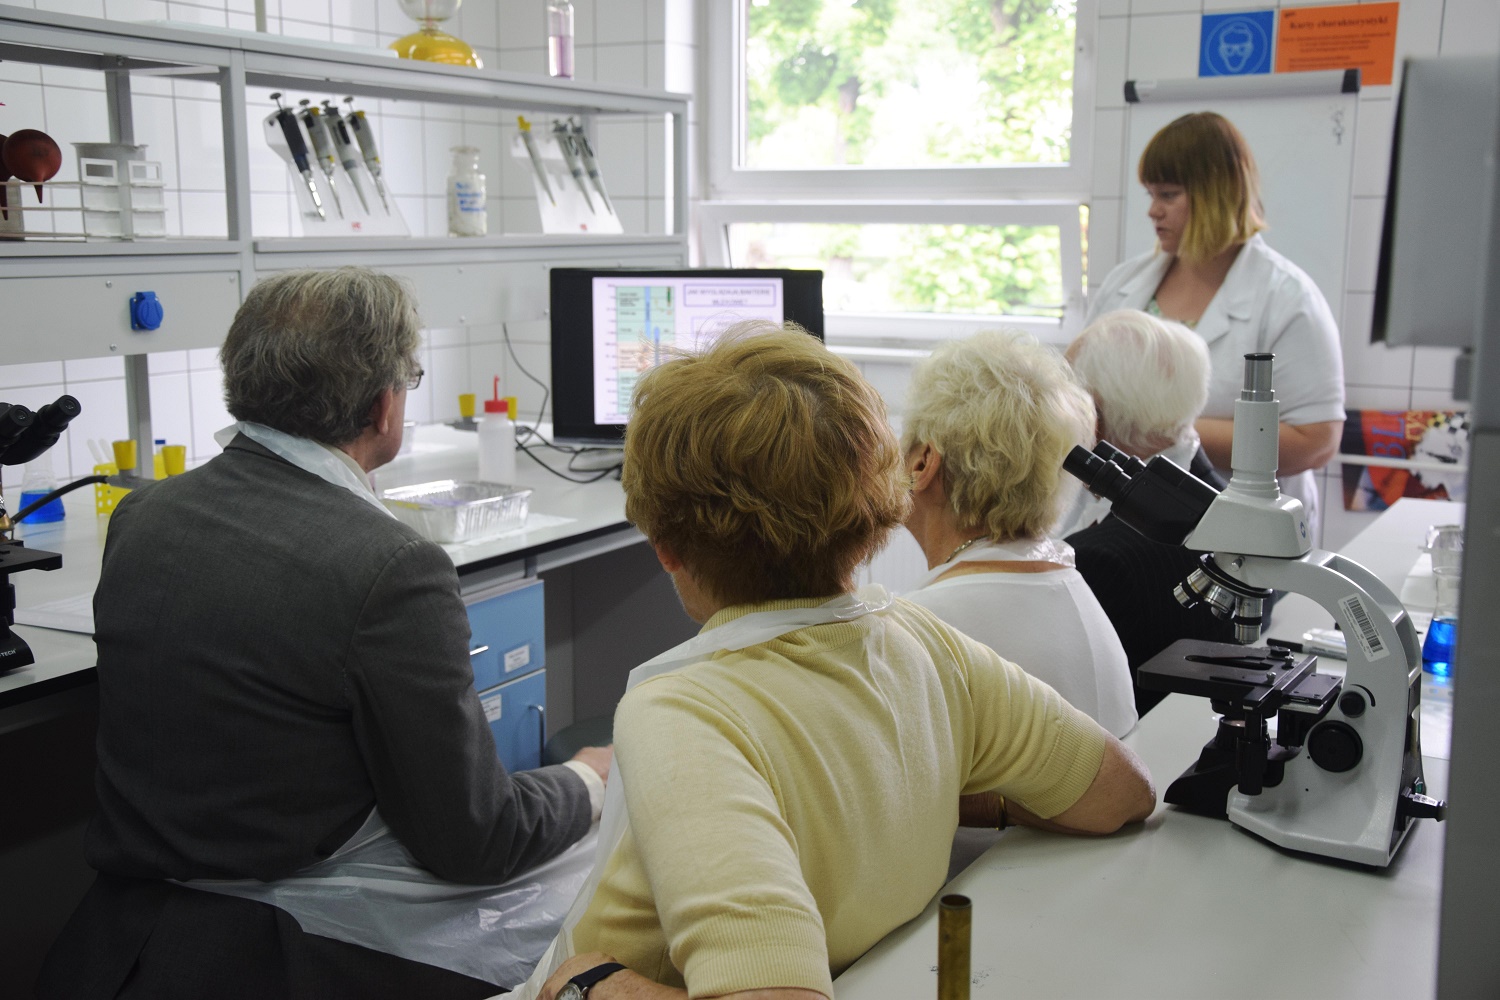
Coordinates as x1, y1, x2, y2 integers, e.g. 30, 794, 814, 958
1276, 3, 1399, 86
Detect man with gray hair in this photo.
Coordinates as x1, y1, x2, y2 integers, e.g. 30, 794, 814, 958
1060, 309, 1234, 713
41, 268, 607, 999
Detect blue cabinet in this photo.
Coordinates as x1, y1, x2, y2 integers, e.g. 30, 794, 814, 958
464, 578, 545, 691
478, 670, 547, 773
464, 578, 546, 772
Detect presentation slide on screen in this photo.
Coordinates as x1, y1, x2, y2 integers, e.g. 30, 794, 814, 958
592, 275, 785, 425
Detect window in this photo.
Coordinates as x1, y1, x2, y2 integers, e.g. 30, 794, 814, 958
703, 1, 1095, 339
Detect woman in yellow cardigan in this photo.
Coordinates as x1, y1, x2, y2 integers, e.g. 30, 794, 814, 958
534, 323, 1155, 1000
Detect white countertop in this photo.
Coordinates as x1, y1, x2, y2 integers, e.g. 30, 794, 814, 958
835, 497, 1464, 998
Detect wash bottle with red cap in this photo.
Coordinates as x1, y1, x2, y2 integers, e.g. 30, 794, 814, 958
477, 377, 516, 484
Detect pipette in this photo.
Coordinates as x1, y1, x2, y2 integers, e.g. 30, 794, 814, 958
517, 116, 556, 206
269, 92, 324, 219
551, 119, 595, 212
320, 101, 372, 214
297, 100, 344, 218
343, 97, 392, 214
569, 119, 613, 215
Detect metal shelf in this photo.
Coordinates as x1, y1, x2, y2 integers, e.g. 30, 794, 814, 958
0, 2, 690, 263
0, 2, 690, 471
0, 239, 244, 258
253, 233, 683, 255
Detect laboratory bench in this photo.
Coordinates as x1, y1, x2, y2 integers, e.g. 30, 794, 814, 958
836, 497, 1461, 998
2, 422, 695, 723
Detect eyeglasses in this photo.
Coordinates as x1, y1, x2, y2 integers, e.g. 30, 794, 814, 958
405, 369, 424, 391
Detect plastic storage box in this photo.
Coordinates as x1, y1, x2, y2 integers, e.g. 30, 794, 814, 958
380, 479, 532, 543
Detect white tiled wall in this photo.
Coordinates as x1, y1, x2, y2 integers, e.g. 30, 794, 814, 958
1088, 0, 1499, 550
0, 0, 697, 485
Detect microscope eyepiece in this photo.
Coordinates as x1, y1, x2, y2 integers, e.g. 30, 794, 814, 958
1, 394, 81, 466
1241, 354, 1276, 402
0, 403, 36, 453
1063, 440, 1222, 546
1063, 446, 1131, 502
1091, 440, 1147, 478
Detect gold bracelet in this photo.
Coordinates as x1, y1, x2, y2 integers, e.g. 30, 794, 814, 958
996, 795, 1009, 830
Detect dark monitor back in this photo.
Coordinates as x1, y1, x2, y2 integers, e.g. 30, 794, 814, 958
1373, 56, 1498, 349
549, 267, 825, 444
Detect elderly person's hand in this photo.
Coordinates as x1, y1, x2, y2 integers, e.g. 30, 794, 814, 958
539, 953, 621, 1000
571, 745, 613, 784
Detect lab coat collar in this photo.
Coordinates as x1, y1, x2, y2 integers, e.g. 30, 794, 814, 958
1110, 249, 1173, 307
1194, 235, 1266, 345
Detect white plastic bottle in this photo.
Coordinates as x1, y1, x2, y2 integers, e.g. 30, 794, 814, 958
447, 145, 487, 237
477, 396, 516, 485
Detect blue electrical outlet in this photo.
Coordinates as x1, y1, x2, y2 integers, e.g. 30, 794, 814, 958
130, 291, 164, 331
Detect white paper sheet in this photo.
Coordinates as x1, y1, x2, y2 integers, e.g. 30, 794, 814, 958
14, 591, 95, 635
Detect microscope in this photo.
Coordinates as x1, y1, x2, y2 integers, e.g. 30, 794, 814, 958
0, 395, 83, 671
1065, 354, 1444, 867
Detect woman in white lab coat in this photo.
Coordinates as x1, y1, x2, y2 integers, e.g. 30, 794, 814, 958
1087, 111, 1344, 543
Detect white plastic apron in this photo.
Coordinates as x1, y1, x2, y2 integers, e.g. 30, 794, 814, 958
213, 421, 393, 518
510, 585, 896, 999
183, 813, 599, 987
912, 537, 1075, 591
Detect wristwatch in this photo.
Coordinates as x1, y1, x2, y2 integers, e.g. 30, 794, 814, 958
556, 962, 626, 1000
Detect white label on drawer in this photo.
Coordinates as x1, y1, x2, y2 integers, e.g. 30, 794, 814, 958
504, 644, 531, 673
481, 694, 503, 723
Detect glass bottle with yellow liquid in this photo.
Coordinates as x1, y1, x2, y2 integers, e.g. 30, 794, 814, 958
390, 0, 482, 69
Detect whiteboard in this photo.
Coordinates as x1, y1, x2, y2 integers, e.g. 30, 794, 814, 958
1121, 92, 1359, 327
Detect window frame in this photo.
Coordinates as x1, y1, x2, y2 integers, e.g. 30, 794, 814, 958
701, 1, 1098, 339
697, 200, 1084, 332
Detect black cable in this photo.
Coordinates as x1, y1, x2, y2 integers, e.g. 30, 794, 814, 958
501, 321, 551, 434
513, 419, 578, 453
498, 322, 623, 481
10, 475, 108, 523
516, 438, 617, 483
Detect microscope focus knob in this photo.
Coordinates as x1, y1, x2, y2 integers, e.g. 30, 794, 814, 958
1307, 720, 1363, 773
1338, 690, 1367, 718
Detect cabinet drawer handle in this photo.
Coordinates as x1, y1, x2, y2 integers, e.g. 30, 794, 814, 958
469, 644, 490, 657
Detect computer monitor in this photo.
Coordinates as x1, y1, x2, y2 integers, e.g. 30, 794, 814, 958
549, 267, 825, 445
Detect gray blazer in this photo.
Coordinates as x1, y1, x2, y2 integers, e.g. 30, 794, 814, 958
86, 434, 591, 884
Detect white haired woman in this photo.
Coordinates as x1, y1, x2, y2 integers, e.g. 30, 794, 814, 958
900, 329, 1137, 739
1056, 308, 1223, 537
1061, 309, 1237, 713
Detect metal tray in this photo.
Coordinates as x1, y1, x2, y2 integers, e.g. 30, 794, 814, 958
380, 479, 532, 544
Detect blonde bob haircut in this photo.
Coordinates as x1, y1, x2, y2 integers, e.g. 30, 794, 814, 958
1066, 309, 1210, 458
622, 321, 909, 607
902, 329, 1095, 542
1139, 111, 1266, 263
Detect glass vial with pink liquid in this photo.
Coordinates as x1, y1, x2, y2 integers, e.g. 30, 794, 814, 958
547, 0, 574, 79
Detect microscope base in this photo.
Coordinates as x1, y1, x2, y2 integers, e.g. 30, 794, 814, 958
1165, 718, 1290, 818
1, 540, 63, 673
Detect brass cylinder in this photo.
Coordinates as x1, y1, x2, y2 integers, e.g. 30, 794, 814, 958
937, 893, 971, 1000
